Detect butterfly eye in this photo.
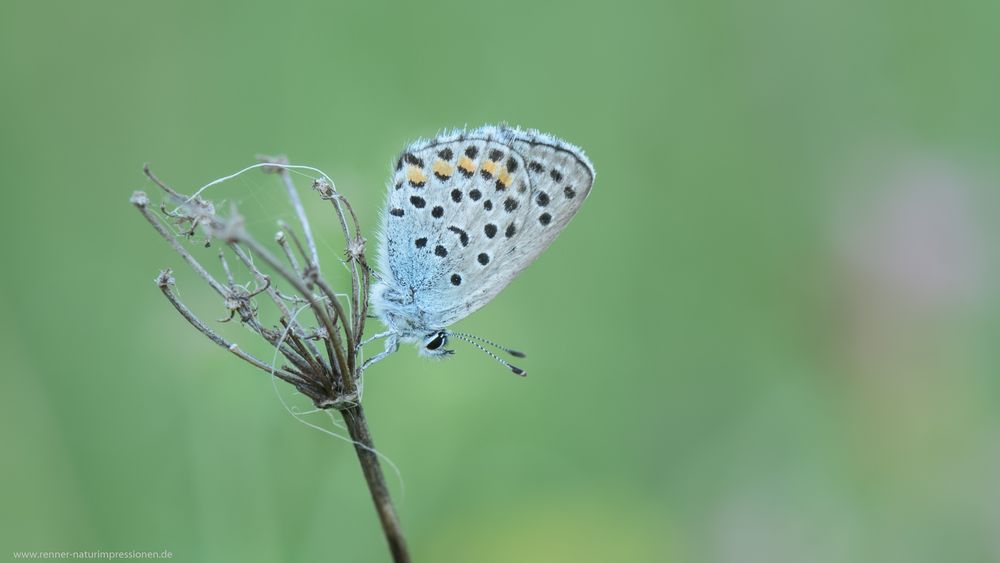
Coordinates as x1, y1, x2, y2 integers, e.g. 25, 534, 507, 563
425, 332, 446, 351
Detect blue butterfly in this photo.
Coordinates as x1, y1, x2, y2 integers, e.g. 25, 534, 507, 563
363, 125, 595, 375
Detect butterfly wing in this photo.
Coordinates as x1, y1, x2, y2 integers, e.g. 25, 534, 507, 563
378, 125, 594, 328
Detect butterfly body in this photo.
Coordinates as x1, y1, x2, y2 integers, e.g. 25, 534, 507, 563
367, 125, 594, 371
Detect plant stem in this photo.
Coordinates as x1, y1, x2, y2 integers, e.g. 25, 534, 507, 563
340, 405, 410, 563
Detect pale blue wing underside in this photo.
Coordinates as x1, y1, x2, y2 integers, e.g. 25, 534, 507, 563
377, 125, 595, 329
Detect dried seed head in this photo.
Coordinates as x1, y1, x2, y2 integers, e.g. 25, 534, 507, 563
131, 191, 150, 207
312, 178, 335, 198
347, 235, 366, 260
155, 269, 175, 287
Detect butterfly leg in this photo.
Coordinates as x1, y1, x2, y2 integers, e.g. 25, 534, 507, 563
358, 330, 393, 350
361, 333, 399, 372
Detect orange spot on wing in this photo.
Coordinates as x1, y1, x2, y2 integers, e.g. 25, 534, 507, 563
432, 159, 454, 177
406, 165, 427, 184
498, 169, 512, 187
481, 160, 497, 175
458, 155, 476, 173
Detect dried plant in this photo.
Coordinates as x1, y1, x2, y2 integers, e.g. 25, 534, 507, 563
130, 158, 409, 563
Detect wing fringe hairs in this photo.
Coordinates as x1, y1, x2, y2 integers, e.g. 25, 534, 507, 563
130, 158, 410, 563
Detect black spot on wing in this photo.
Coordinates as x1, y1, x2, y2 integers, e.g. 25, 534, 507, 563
447, 226, 469, 247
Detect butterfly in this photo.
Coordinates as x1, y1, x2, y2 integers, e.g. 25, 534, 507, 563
363, 125, 595, 375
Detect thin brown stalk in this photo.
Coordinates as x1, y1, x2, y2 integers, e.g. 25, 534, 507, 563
341, 405, 410, 563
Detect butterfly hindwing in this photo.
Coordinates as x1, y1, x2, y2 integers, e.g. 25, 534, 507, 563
379, 125, 594, 328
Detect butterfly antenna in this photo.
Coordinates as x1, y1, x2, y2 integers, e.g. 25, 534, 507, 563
450, 333, 526, 376
451, 332, 526, 358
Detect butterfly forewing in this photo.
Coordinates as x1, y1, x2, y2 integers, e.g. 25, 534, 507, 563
380, 125, 594, 328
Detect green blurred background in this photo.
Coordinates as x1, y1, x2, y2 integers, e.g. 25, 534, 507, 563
3, 1, 999, 561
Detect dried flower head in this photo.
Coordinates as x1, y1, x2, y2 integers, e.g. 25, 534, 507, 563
131, 159, 409, 562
